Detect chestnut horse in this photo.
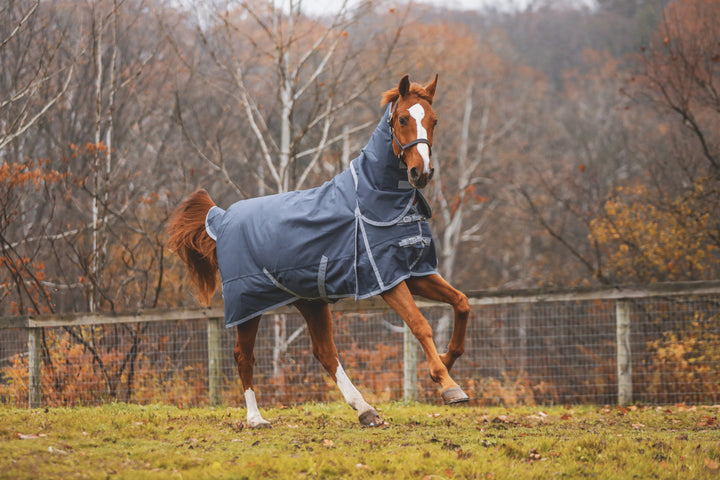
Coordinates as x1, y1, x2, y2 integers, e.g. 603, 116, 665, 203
167, 74, 469, 428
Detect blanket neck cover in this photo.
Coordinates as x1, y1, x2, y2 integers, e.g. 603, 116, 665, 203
206, 106, 438, 327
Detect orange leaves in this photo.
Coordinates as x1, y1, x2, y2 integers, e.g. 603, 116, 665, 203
138, 191, 162, 205
642, 317, 720, 403
446, 185, 488, 217
588, 180, 719, 283
0, 157, 71, 316
68, 141, 110, 160
0, 257, 51, 315
0, 159, 66, 190
0, 326, 214, 407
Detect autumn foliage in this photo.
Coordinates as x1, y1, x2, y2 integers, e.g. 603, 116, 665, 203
589, 180, 719, 283
0, 160, 67, 315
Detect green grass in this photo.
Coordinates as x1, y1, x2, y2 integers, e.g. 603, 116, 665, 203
1, 402, 718, 479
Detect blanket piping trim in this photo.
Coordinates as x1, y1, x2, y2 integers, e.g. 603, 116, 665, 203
205, 206, 222, 241
263, 267, 302, 298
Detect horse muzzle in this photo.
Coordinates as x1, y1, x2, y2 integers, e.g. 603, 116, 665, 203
409, 166, 435, 189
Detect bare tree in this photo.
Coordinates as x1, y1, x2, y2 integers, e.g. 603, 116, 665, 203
171, 0, 407, 197
0, 0, 77, 153
639, 0, 720, 175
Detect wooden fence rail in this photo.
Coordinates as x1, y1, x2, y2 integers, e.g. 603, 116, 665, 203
3, 280, 720, 408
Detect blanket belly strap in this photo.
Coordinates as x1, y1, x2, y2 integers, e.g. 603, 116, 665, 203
318, 255, 329, 300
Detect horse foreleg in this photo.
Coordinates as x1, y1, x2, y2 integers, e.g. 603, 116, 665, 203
382, 281, 469, 404
294, 299, 383, 427
406, 274, 469, 372
233, 316, 271, 428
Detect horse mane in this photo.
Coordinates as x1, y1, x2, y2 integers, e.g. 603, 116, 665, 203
381, 83, 434, 107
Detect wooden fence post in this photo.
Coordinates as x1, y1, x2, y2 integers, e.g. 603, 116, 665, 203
207, 317, 223, 406
615, 300, 632, 405
28, 327, 42, 408
403, 324, 417, 401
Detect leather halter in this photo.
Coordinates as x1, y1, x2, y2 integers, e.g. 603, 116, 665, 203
388, 100, 432, 162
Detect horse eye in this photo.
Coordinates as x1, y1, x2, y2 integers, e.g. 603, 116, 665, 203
399, 116, 407, 126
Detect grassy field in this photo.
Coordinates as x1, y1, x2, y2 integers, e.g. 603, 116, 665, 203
1, 401, 719, 479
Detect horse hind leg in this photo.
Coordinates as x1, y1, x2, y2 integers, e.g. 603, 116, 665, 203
293, 299, 383, 427
233, 316, 271, 428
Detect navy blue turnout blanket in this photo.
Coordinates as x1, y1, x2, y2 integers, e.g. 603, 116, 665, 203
205, 106, 438, 327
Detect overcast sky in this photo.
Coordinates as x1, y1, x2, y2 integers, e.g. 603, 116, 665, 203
298, 0, 517, 15
298, 0, 595, 16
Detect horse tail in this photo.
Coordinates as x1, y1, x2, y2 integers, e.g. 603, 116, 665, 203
167, 189, 219, 306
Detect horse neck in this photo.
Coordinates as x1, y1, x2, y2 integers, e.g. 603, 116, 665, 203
353, 107, 408, 193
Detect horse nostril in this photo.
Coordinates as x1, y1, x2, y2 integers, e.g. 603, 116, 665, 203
428, 168, 435, 180
410, 167, 420, 181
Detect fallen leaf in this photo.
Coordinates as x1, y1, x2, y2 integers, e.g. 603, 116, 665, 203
492, 415, 511, 424
48, 446, 68, 455
698, 416, 716, 427
526, 414, 548, 425
355, 463, 370, 470
632, 423, 645, 430
15, 433, 46, 440
705, 458, 719, 471
529, 448, 541, 461
323, 439, 334, 447
442, 439, 460, 450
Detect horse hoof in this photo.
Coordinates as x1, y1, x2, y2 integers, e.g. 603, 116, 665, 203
441, 386, 469, 405
246, 419, 272, 429
359, 408, 384, 427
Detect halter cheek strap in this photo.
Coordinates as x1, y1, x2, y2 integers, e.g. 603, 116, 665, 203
388, 101, 432, 162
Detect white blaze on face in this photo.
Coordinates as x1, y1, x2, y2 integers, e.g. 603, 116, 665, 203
408, 103, 431, 174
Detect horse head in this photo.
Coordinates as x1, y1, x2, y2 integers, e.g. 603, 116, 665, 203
383, 74, 438, 189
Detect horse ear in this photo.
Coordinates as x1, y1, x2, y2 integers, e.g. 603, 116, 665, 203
398, 75, 410, 97
425, 74, 438, 103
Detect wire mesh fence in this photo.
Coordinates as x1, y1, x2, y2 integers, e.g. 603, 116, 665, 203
1, 283, 719, 408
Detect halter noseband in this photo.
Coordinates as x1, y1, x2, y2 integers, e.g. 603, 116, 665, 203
388, 100, 432, 162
